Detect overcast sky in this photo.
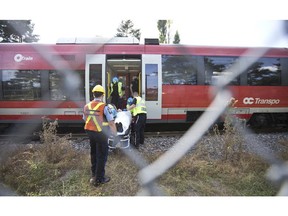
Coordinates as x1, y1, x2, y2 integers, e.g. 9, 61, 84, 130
1, 0, 288, 47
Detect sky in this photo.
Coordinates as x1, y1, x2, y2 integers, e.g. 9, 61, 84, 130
1, 0, 288, 47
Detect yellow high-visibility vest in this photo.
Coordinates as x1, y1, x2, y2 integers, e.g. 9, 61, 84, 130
110, 82, 123, 97
134, 96, 147, 115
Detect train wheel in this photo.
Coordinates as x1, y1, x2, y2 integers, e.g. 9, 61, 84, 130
249, 114, 272, 128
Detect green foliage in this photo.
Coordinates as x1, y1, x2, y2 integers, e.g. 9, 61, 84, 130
115, 20, 141, 41
39, 118, 75, 164
0, 20, 39, 43
173, 30, 180, 44
0, 119, 88, 195
0, 143, 279, 196
160, 155, 277, 196
212, 97, 246, 162
0, 115, 283, 196
157, 20, 177, 44
157, 20, 167, 43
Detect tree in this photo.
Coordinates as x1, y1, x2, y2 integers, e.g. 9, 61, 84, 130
0, 20, 39, 43
173, 30, 180, 44
157, 20, 167, 43
115, 20, 141, 41
166, 20, 172, 44
157, 20, 174, 44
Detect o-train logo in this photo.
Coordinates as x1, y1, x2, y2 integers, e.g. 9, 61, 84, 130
243, 97, 280, 105
14, 54, 33, 62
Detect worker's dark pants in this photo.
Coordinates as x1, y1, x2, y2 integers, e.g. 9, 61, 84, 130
86, 130, 108, 181
111, 95, 120, 109
134, 113, 147, 147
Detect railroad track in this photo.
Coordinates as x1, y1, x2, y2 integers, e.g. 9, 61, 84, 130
0, 130, 185, 142
144, 131, 185, 137
1, 124, 286, 143
57, 131, 185, 139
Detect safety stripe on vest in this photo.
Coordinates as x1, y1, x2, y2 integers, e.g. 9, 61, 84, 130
86, 102, 104, 132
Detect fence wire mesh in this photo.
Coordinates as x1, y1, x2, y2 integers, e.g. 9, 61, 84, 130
129, 20, 288, 196
1, 20, 288, 197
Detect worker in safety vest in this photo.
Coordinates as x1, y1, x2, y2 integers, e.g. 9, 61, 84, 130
127, 91, 147, 149
126, 97, 136, 146
83, 84, 117, 187
110, 76, 124, 109
126, 97, 135, 116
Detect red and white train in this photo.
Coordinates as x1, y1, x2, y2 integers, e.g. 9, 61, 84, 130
0, 37, 288, 127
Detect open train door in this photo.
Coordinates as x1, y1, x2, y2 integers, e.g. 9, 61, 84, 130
142, 54, 162, 120
85, 54, 106, 103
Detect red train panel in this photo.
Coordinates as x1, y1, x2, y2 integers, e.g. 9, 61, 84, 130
162, 85, 288, 109
1, 42, 288, 125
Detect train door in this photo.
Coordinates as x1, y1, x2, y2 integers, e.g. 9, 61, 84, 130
106, 56, 141, 109
115, 73, 128, 108
142, 54, 162, 119
85, 54, 106, 103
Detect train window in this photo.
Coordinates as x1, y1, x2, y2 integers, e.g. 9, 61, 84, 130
89, 64, 102, 101
145, 64, 158, 101
162, 55, 197, 85
2, 69, 41, 100
204, 56, 240, 85
247, 57, 281, 86
49, 70, 85, 101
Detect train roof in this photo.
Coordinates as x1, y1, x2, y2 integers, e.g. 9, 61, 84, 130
1, 38, 288, 57
56, 36, 141, 45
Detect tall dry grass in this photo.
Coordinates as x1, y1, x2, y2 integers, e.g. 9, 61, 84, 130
0, 114, 284, 196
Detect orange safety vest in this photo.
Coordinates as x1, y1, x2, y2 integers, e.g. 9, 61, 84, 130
84, 101, 108, 132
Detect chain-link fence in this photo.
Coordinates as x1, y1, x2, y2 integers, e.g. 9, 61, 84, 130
1, 20, 288, 197
125, 20, 288, 196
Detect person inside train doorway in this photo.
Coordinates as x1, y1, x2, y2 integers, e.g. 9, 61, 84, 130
110, 76, 124, 109
83, 85, 117, 187
127, 91, 147, 149
130, 76, 139, 97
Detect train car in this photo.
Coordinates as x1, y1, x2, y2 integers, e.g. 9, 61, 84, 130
0, 37, 288, 127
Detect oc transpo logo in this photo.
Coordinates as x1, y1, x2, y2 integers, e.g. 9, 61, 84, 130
14, 54, 33, 62
243, 97, 280, 105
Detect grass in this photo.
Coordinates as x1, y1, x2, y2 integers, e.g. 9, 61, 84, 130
159, 153, 277, 196
0, 117, 286, 196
